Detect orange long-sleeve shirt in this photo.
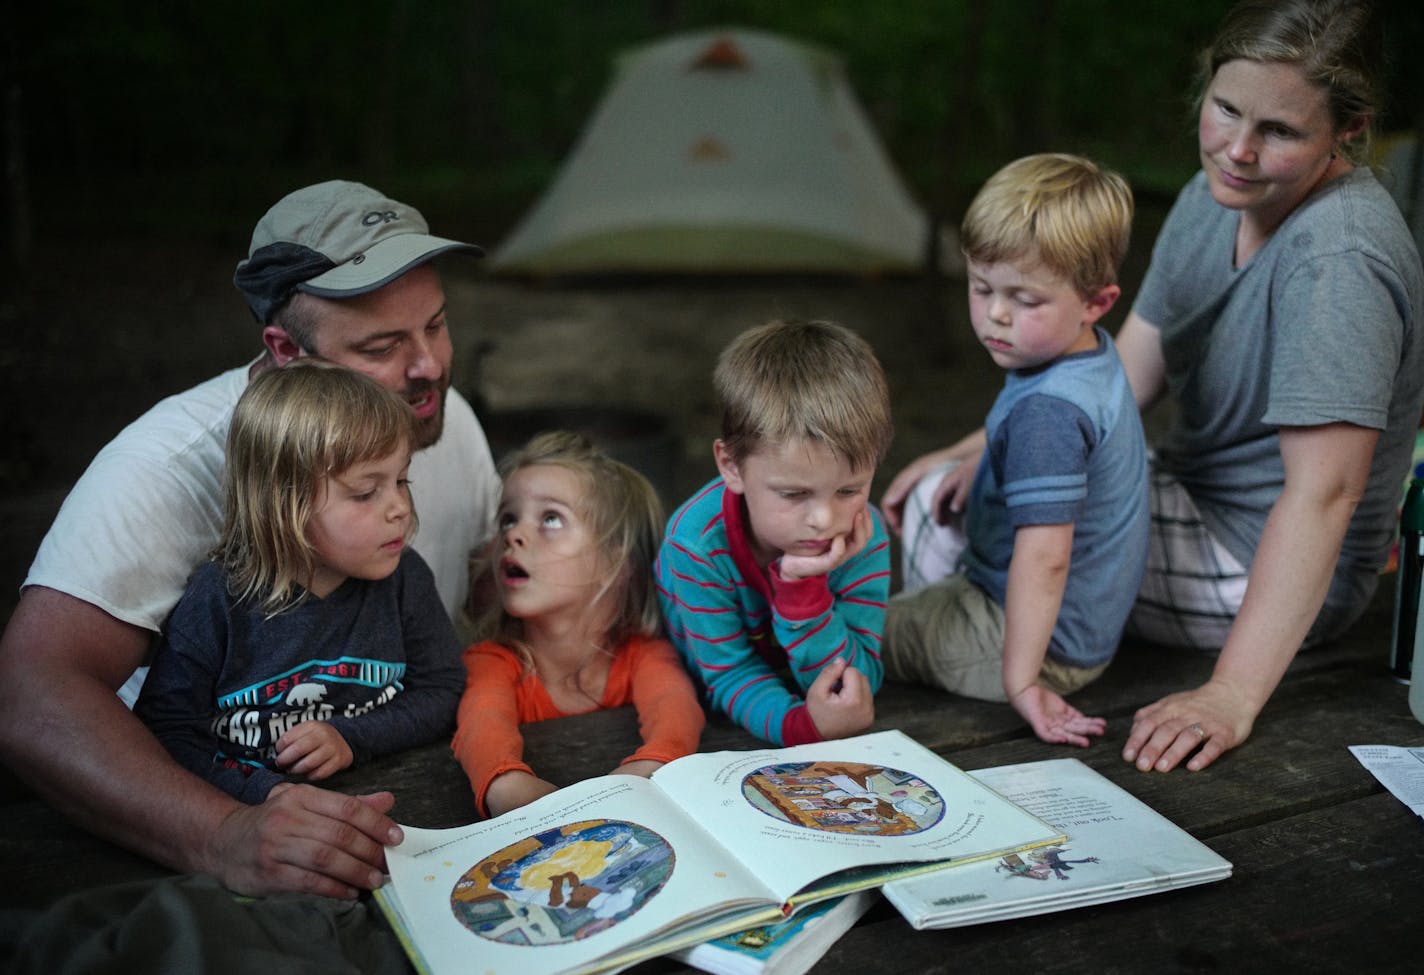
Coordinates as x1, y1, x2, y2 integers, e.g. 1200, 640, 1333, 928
451, 635, 705, 817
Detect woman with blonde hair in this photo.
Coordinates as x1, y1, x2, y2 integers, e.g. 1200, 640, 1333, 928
883, 0, 1422, 774
1113, 0, 1422, 771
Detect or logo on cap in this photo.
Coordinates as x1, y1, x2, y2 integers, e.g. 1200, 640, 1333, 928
363, 209, 400, 227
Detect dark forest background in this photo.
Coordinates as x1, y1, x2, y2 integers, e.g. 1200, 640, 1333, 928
5, 0, 1423, 269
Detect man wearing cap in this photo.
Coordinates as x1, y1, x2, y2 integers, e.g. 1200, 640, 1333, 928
0, 181, 499, 899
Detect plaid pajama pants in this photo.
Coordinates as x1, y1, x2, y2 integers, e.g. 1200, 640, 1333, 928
1124, 468, 1248, 650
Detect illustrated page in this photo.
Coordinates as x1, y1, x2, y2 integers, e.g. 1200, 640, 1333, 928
383, 775, 781, 975
650, 730, 1063, 903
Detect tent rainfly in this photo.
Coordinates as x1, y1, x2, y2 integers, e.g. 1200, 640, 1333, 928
489, 27, 935, 276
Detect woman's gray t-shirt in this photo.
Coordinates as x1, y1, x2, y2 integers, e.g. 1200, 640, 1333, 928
1133, 168, 1424, 627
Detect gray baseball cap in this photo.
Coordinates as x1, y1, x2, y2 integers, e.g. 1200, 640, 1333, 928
233, 180, 483, 323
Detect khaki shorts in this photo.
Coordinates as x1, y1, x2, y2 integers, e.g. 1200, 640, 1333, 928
884, 574, 1109, 702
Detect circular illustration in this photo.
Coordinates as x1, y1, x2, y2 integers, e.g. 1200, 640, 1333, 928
450, 819, 674, 946
741, 760, 945, 834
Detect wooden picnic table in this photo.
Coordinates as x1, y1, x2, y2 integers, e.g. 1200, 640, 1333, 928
3, 581, 1422, 973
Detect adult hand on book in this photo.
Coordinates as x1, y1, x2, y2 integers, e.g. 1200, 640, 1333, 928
210, 783, 400, 899
806, 657, 874, 740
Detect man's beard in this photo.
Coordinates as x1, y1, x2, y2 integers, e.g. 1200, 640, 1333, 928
409, 378, 449, 449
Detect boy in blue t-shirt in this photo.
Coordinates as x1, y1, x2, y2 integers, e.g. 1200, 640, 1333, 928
881, 153, 1148, 748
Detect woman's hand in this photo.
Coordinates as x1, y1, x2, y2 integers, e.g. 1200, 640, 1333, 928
1125, 423, 1376, 774
1121, 678, 1256, 772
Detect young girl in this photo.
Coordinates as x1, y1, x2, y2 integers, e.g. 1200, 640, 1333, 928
452, 431, 705, 818
135, 360, 465, 803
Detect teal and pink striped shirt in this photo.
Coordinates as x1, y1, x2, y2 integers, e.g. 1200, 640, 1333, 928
655, 478, 889, 745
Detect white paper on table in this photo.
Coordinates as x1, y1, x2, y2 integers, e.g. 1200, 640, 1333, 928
1348, 744, 1424, 817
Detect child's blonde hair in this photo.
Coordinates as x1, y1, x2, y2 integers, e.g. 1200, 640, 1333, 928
960, 153, 1133, 300
714, 319, 893, 471
477, 431, 664, 658
218, 359, 418, 616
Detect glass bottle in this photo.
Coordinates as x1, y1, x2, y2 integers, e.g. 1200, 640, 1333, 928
1391, 477, 1424, 684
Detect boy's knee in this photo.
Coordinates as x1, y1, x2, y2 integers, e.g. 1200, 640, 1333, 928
883, 579, 1005, 698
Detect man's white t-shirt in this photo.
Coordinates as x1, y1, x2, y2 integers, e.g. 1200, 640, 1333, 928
25, 363, 498, 704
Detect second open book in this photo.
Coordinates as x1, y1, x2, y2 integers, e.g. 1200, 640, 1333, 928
882, 757, 1234, 928
375, 729, 1063, 975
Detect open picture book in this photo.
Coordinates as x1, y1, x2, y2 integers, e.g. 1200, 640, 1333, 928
882, 758, 1232, 928
374, 729, 1063, 975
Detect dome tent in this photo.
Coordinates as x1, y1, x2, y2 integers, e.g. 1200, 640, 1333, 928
490, 27, 934, 276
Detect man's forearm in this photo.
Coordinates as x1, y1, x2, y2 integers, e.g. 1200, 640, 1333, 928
0, 588, 239, 876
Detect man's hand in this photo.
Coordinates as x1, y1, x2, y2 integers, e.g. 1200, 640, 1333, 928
275, 721, 354, 780
779, 508, 873, 581
611, 759, 663, 778
208, 784, 402, 899
1009, 685, 1105, 748
805, 657, 874, 740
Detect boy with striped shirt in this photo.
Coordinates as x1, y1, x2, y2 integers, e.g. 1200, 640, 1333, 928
655, 319, 894, 745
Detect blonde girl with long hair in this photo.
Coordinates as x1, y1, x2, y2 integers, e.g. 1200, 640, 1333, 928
136, 360, 465, 802
452, 431, 704, 818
